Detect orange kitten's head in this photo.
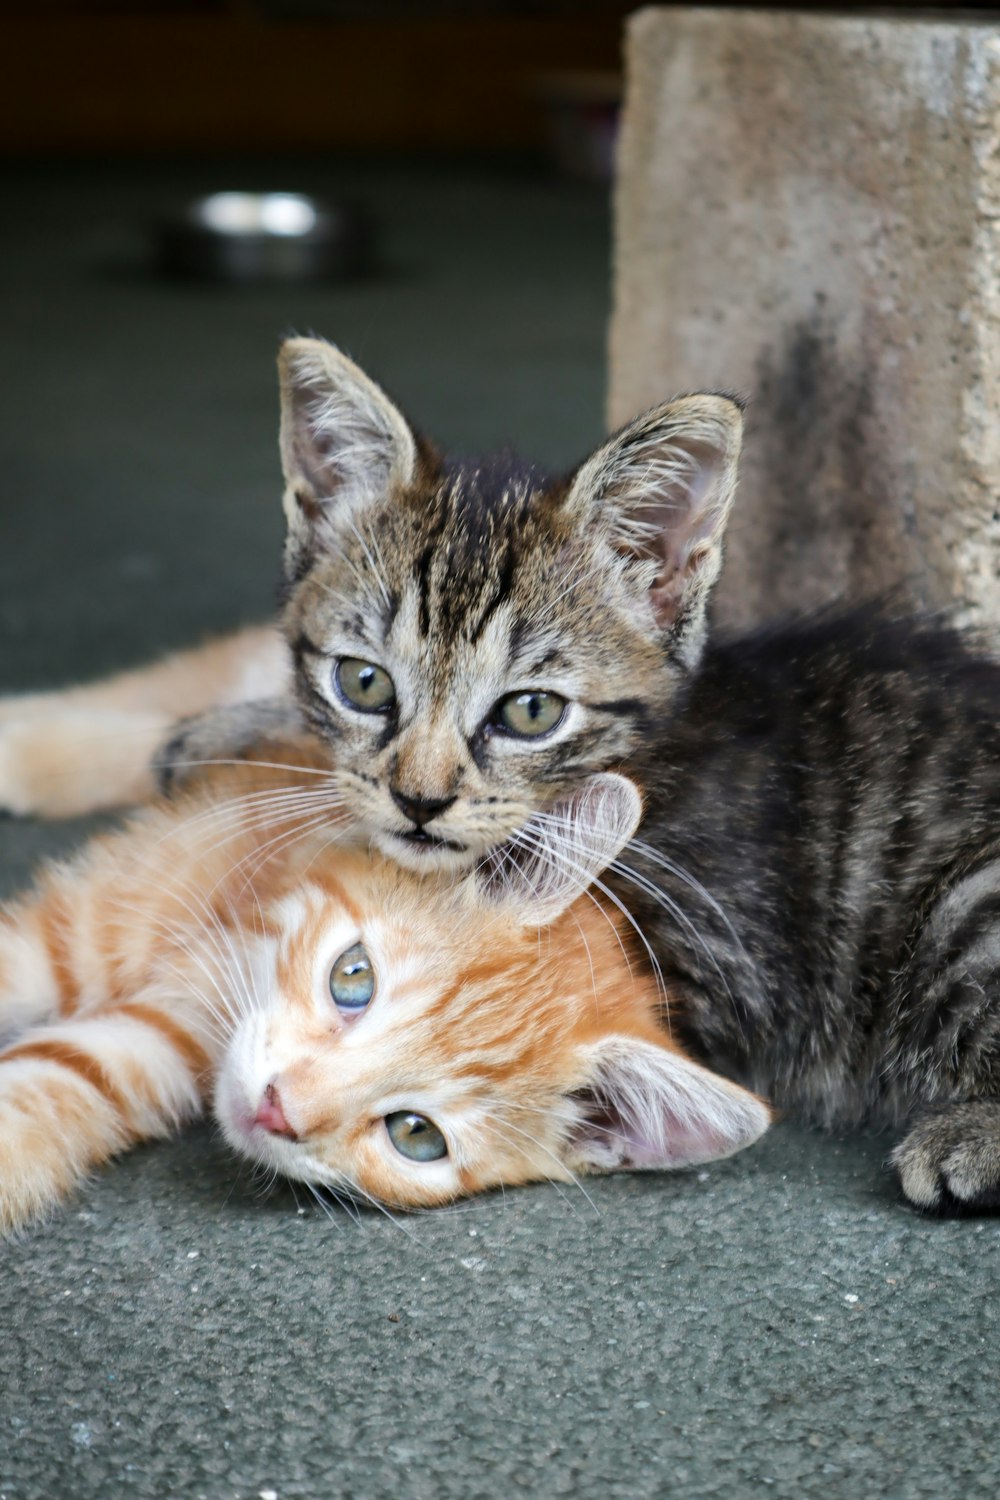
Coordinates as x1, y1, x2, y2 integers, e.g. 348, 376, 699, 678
214, 775, 769, 1208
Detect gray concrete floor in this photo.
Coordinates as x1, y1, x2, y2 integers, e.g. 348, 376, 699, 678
1, 157, 998, 1500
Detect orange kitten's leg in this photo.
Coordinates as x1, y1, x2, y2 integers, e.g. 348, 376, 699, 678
0, 624, 290, 817
0, 1008, 211, 1232
0, 845, 234, 1230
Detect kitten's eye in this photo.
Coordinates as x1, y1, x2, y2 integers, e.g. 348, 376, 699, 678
335, 658, 395, 713
493, 690, 567, 738
329, 943, 375, 1014
385, 1111, 448, 1162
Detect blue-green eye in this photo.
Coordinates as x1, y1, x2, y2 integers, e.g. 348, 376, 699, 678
329, 943, 375, 1015
385, 1111, 448, 1162
493, 689, 567, 738
335, 657, 395, 713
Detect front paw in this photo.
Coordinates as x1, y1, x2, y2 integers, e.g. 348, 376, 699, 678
0, 715, 104, 819
0, 719, 47, 817
0, 706, 161, 818
891, 1102, 1000, 1212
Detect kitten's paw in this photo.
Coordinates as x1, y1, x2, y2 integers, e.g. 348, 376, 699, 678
0, 715, 93, 818
891, 1101, 1000, 1213
0, 1077, 103, 1234
155, 699, 307, 796
0, 721, 38, 817
0, 706, 161, 818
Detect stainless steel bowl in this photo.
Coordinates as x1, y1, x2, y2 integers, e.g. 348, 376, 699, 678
156, 191, 372, 283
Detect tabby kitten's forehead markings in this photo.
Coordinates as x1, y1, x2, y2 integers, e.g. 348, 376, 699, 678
278, 337, 742, 873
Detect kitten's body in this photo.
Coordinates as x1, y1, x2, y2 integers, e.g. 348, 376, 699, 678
0, 745, 768, 1232
615, 610, 1000, 1134
4, 338, 1000, 1210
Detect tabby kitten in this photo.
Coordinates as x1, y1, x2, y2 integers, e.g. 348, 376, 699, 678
0, 336, 731, 848
0, 744, 769, 1232
6, 339, 1000, 1213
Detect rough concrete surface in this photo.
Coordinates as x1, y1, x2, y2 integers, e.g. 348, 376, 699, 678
1, 158, 999, 1500
610, 7, 1000, 631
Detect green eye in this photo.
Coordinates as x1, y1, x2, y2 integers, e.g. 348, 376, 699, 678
385, 1111, 448, 1162
329, 942, 375, 1014
494, 690, 567, 738
335, 658, 395, 713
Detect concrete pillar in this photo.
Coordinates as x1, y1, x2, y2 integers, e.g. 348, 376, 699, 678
609, 7, 1000, 631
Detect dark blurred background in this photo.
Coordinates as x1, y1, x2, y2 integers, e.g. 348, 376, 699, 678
5, 1, 631, 159
0, 1, 640, 690
5, 2, 989, 161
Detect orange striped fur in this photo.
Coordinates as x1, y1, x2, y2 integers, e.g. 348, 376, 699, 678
0, 743, 769, 1232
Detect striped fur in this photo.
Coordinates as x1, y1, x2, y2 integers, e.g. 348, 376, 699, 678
611, 609, 1000, 1211
0, 745, 768, 1233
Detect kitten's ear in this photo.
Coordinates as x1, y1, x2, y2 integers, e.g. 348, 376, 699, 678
564, 395, 743, 664
278, 337, 418, 575
472, 773, 642, 926
564, 1036, 770, 1173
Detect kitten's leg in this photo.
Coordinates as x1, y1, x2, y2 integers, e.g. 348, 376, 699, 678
0, 1006, 211, 1233
0, 624, 290, 817
891, 1101, 1000, 1212
155, 697, 309, 797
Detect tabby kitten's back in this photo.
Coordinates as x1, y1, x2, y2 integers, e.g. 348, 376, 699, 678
610, 606, 1000, 1211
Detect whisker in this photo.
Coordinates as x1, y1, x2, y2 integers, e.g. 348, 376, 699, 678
306, 1180, 352, 1229
150, 755, 340, 780
477, 1110, 600, 1219
625, 837, 749, 959
510, 822, 668, 1001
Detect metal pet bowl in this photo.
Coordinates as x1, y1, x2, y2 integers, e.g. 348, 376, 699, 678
155, 191, 373, 283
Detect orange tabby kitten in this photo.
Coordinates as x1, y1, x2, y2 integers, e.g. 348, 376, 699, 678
0, 743, 768, 1232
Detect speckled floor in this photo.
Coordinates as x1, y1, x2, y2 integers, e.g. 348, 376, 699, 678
1, 157, 997, 1500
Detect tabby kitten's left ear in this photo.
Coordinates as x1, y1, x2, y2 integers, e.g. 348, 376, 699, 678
277, 337, 418, 578
564, 395, 743, 665
470, 772, 643, 927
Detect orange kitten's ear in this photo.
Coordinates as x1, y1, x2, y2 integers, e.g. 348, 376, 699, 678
473, 773, 642, 926
563, 395, 743, 665
564, 1037, 770, 1173
278, 337, 417, 579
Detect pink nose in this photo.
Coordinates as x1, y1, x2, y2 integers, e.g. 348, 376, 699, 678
254, 1082, 298, 1140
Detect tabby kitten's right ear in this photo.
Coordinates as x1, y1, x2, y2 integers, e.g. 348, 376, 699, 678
278, 338, 418, 579
564, 394, 744, 667
470, 772, 643, 927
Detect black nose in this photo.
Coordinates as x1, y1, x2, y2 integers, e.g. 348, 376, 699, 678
390, 788, 457, 828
